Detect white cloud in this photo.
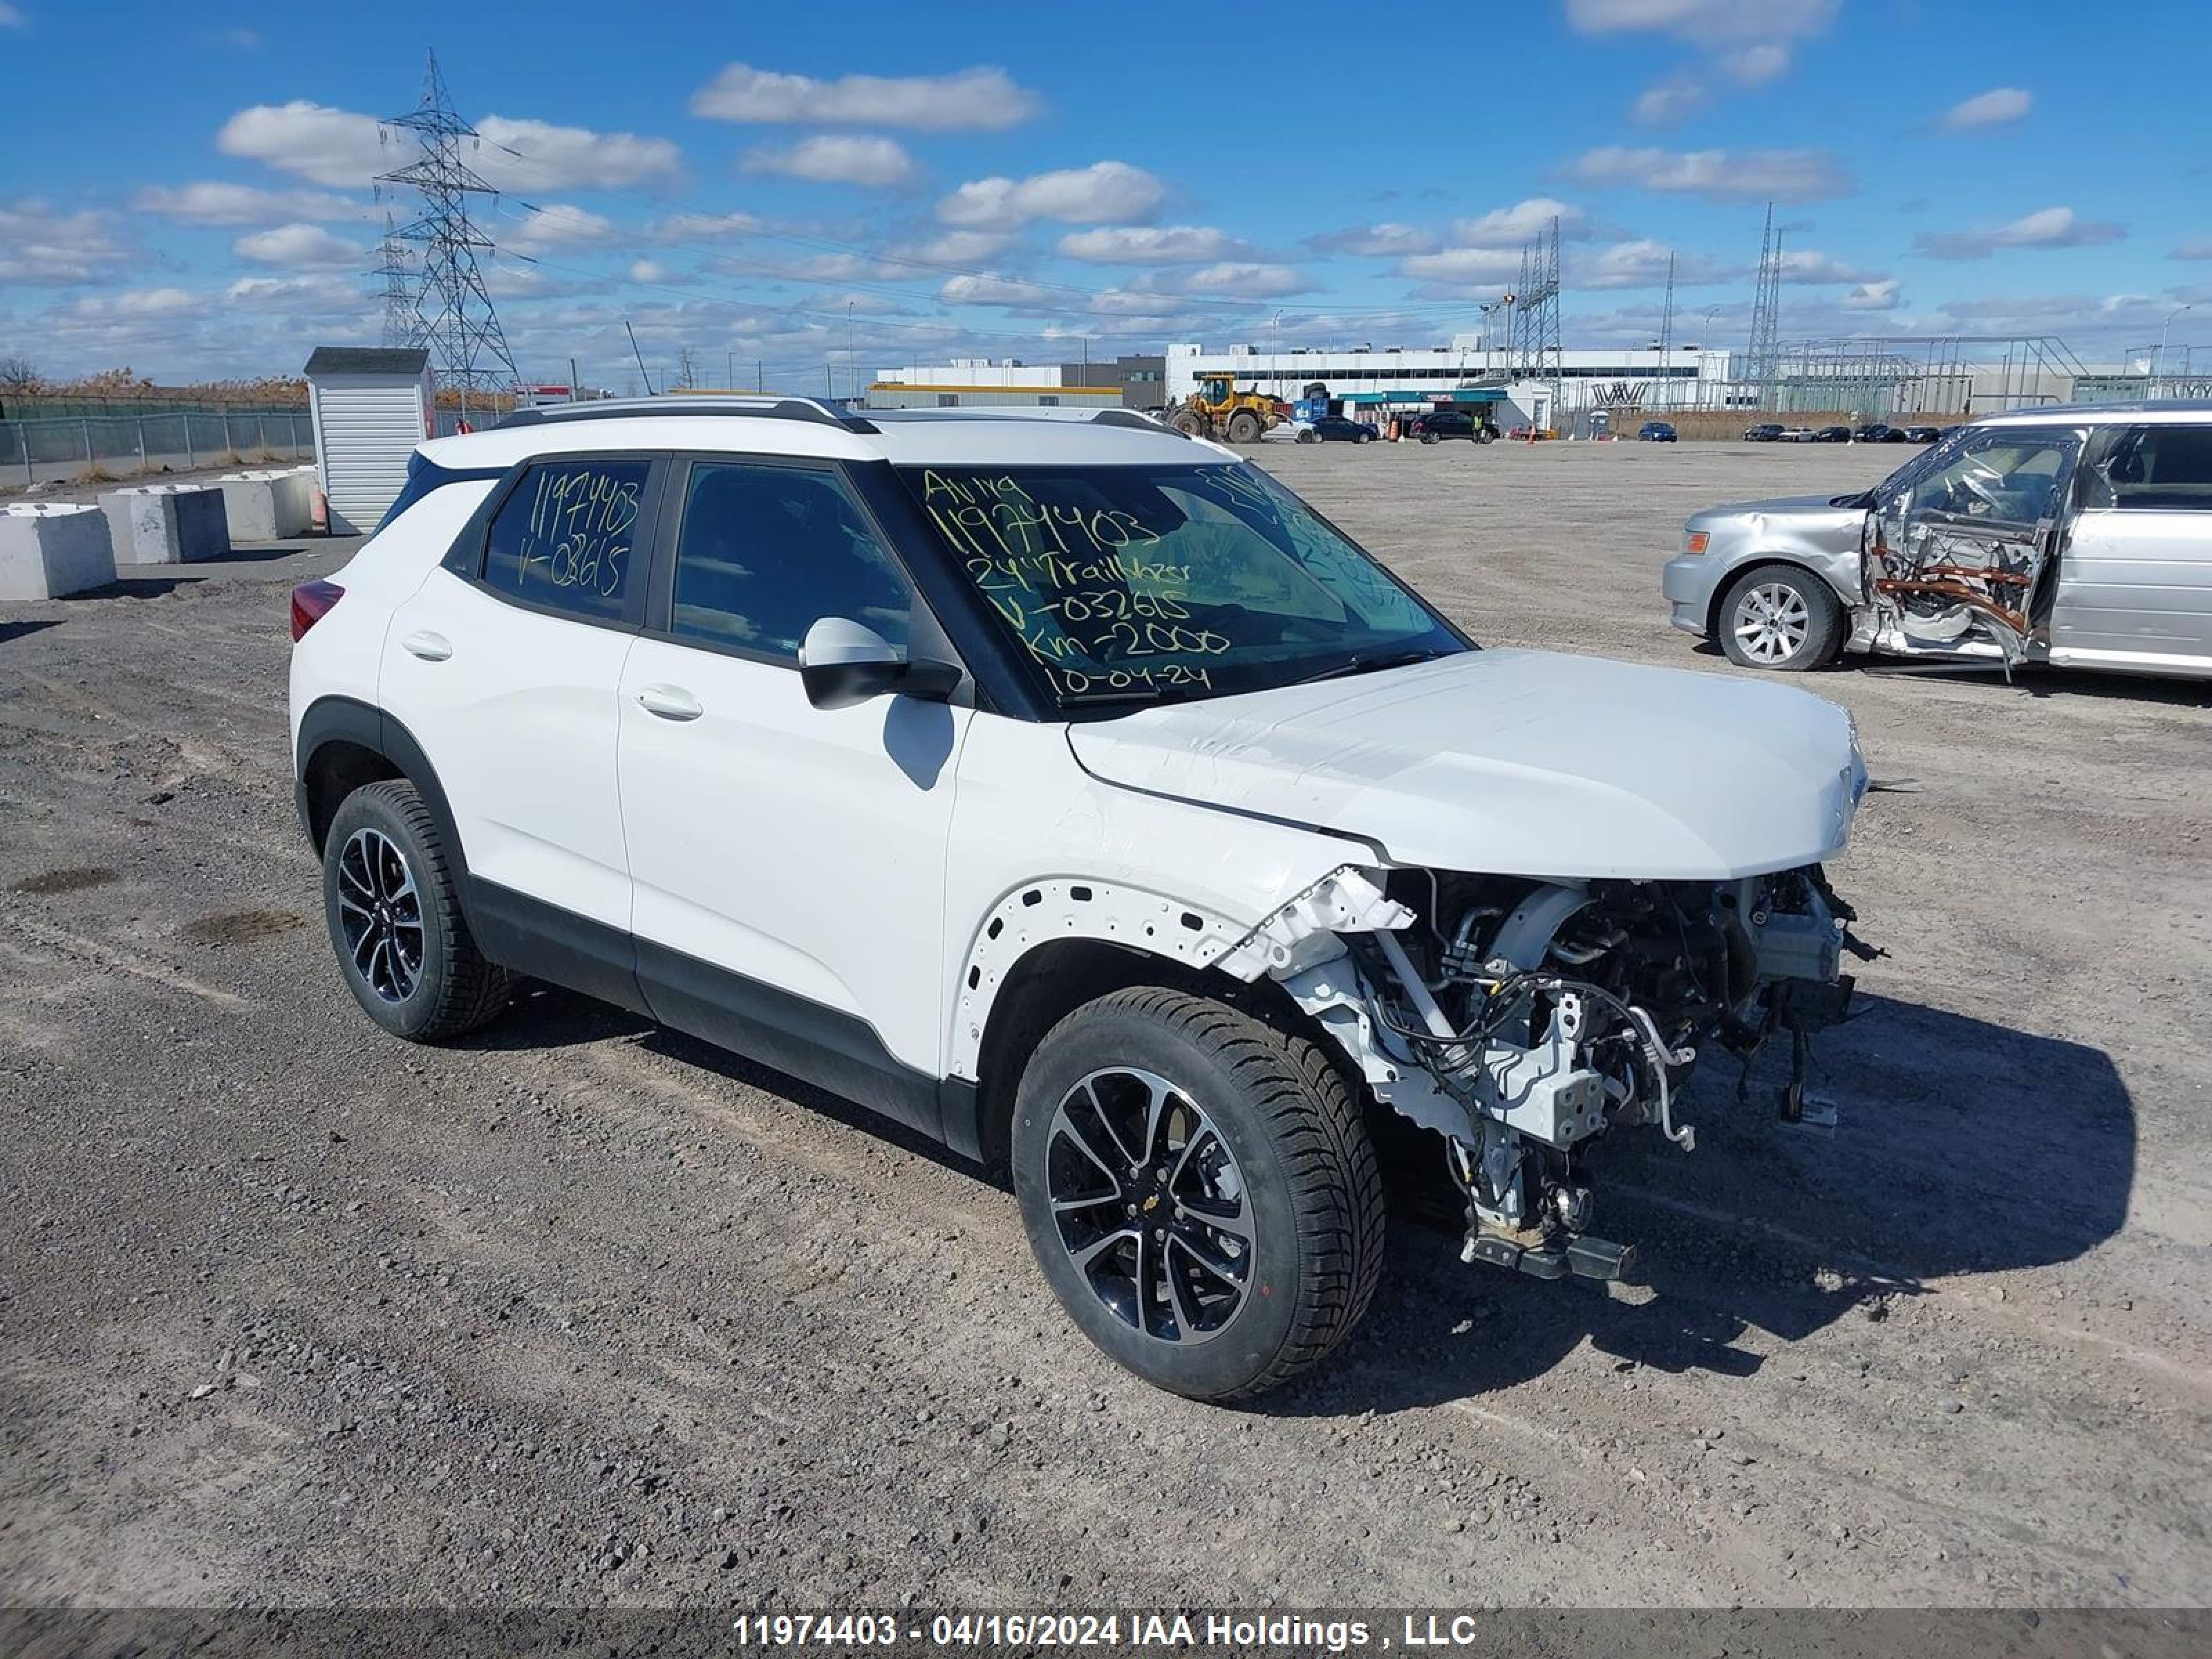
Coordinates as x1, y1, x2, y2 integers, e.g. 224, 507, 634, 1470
1777, 248, 1880, 284
473, 116, 679, 189
938, 273, 1063, 308
0, 199, 135, 285
1562, 146, 1853, 202
216, 101, 388, 187
629, 259, 667, 283
1935, 87, 2032, 132
217, 101, 679, 191
690, 63, 1041, 131
896, 229, 1015, 266
1305, 222, 1439, 256
1396, 246, 1525, 287
1631, 77, 1705, 126
136, 180, 368, 226
648, 211, 762, 244
65, 288, 199, 321
502, 203, 617, 252
1058, 225, 1253, 264
741, 134, 918, 187
0, 3, 26, 27
1564, 0, 1836, 41
233, 222, 361, 268
2174, 238, 2212, 261
1575, 239, 1736, 289
1917, 206, 2126, 260
223, 274, 364, 316
1450, 196, 1586, 247
1721, 43, 1790, 84
1841, 279, 1902, 310
937, 161, 1165, 229
1173, 261, 1307, 298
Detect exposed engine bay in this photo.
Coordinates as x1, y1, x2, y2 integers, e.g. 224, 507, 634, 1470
1241, 864, 1876, 1282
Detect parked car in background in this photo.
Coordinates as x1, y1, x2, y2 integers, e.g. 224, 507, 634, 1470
1813, 426, 1852, 444
1638, 420, 1678, 442
1903, 425, 1943, 444
1294, 415, 1378, 444
290, 395, 1870, 1401
1743, 423, 1785, 442
1412, 408, 1498, 444
1855, 423, 1907, 443
1777, 428, 1819, 444
1661, 401, 2212, 680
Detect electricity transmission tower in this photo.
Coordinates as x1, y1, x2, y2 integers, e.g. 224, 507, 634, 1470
1508, 216, 1564, 425
371, 212, 420, 350
377, 50, 518, 416
1655, 251, 1676, 411
1745, 202, 1783, 410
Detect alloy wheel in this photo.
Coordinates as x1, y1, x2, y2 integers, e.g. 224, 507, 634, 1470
1733, 581, 1810, 664
1044, 1067, 1253, 1345
335, 827, 424, 1003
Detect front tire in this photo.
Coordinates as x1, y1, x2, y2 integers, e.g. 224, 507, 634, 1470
1226, 410, 1263, 444
322, 780, 513, 1040
1011, 987, 1384, 1402
1717, 565, 1844, 671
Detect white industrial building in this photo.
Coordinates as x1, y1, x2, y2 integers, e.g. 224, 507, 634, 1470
1165, 339, 1736, 433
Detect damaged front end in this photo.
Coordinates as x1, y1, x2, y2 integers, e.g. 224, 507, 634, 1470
1221, 864, 1876, 1282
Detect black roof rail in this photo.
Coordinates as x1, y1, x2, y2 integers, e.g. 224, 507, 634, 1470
493, 396, 861, 433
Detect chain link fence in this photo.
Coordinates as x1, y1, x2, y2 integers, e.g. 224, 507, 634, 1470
0, 411, 315, 489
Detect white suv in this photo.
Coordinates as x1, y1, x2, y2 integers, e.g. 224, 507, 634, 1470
290, 397, 1871, 1400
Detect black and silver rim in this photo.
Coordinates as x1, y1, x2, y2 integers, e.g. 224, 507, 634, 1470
336, 827, 424, 1004
1045, 1067, 1252, 1345
1733, 580, 1810, 664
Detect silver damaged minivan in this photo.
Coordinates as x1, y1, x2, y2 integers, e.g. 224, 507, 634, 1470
1661, 402, 2212, 679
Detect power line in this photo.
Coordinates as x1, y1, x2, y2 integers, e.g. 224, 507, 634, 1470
377, 49, 519, 404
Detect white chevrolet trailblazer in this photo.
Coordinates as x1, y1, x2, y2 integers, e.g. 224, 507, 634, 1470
289, 398, 1872, 1400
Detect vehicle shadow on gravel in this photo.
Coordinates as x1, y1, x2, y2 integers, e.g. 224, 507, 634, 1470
1281, 991, 2134, 1415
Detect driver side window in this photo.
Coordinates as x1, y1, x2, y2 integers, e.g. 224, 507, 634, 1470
668, 462, 913, 663
1907, 430, 2078, 525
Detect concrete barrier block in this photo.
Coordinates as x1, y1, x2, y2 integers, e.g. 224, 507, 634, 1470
217, 469, 314, 540
98, 485, 231, 565
0, 503, 117, 599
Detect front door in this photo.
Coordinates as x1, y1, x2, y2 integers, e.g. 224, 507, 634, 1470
1867, 424, 2083, 664
2052, 422, 2212, 677
616, 458, 971, 1131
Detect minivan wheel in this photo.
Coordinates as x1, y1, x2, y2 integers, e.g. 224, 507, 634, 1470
322, 780, 513, 1040
1718, 565, 1844, 671
1011, 987, 1384, 1402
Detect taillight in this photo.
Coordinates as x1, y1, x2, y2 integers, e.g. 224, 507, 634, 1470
290, 580, 344, 641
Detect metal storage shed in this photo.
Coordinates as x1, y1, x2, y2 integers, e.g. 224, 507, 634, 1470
303, 347, 433, 534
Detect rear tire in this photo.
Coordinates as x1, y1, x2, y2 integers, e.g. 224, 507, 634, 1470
1295, 428, 1315, 444
1716, 565, 1845, 672
1420, 432, 1438, 445
1011, 987, 1384, 1402
322, 780, 512, 1040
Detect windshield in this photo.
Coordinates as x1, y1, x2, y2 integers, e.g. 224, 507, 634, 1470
899, 462, 1465, 706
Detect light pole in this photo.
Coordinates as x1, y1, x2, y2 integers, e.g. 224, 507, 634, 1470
2159, 304, 2193, 379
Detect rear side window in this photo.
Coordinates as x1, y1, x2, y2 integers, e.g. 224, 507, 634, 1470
480, 458, 651, 622
2091, 425, 2212, 512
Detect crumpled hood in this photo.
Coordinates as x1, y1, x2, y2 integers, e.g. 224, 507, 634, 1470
1066, 648, 1866, 881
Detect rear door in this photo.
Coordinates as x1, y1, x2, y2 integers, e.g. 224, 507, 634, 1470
379, 451, 661, 1000
1866, 424, 2082, 662
2052, 423, 2212, 677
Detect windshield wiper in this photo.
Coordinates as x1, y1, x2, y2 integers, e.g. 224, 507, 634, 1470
1288, 647, 1450, 687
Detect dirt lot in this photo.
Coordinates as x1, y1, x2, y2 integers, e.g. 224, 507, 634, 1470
2, 440, 2208, 1611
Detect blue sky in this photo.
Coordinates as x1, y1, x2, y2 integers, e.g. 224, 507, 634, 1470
3, 0, 2209, 390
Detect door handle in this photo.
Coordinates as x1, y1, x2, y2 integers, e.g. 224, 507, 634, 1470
636, 684, 703, 722
400, 630, 452, 662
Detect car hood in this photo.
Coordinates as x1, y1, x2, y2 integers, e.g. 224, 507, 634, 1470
1065, 649, 1865, 881
1692, 493, 1864, 525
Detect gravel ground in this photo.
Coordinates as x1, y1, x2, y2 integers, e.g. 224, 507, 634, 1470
1, 440, 2208, 1611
